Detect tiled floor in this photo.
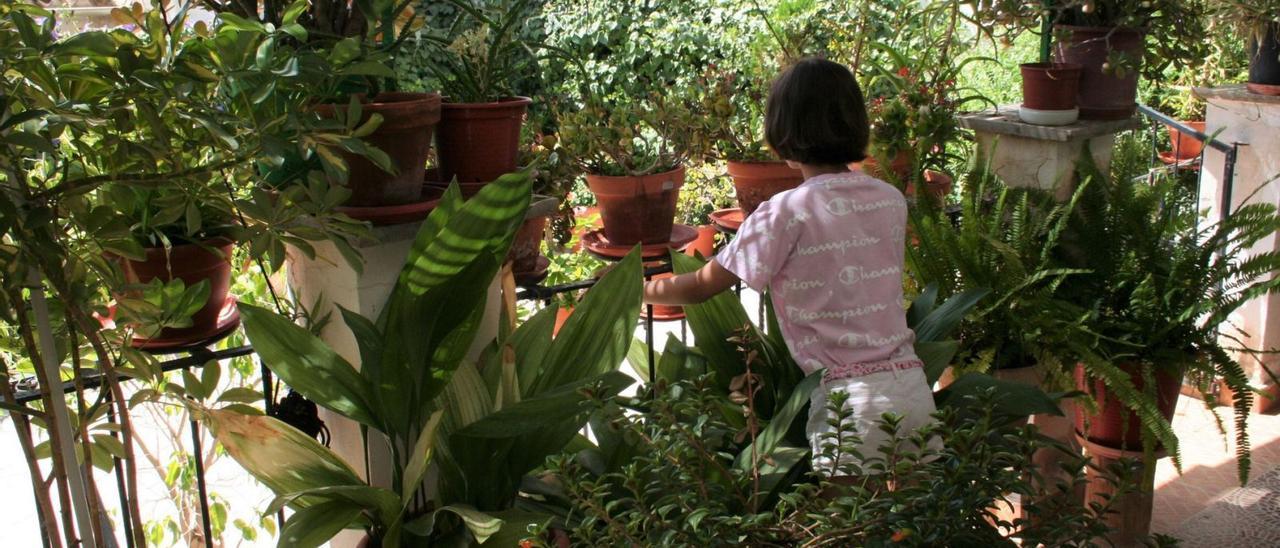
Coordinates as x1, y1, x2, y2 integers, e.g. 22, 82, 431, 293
1152, 396, 1280, 535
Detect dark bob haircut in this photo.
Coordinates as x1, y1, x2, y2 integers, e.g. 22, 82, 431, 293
765, 58, 869, 165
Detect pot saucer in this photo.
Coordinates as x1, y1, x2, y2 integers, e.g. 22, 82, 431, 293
513, 256, 551, 286
1017, 105, 1079, 126
337, 185, 445, 226
582, 224, 697, 261
710, 208, 744, 233
645, 305, 686, 322
1246, 82, 1280, 96
132, 298, 242, 353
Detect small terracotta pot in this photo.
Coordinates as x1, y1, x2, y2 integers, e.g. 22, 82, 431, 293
1073, 362, 1183, 449
553, 306, 573, 338
585, 166, 685, 246
858, 150, 911, 181
687, 224, 718, 259
1166, 121, 1206, 160
436, 97, 532, 184
509, 216, 547, 274
646, 271, 685, 321
1020, 62, 1083, 110
1053, 25, 1145, 120
122, 237, 235, 345
905, 170, 953, 199
314, 92, 442, 206
726, 160, 804, 215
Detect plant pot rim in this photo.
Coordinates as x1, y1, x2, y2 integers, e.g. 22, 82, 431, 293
313, 91, 442, 112
585, 164, 686, 182
441, 96, 533, 108
1020, 61, 1083, 72
140, 235, 236, 253
1053, 24, 1146, 35
726, 159, 790, 166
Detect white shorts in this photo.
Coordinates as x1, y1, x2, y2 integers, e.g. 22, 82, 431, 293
806, 366, 940, 475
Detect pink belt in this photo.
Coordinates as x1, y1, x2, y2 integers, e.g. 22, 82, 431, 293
822, 359, 923, 384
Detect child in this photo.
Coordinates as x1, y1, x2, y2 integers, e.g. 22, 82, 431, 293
643, 58, 936, 475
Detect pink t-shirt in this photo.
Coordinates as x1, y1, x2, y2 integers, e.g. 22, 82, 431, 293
715, 171, 918, 375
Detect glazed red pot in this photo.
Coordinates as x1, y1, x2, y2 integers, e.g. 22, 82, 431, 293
122, 237, 235, 345
726, 160, 804, 215
436, 96, 532, 184
315, 92, 442, 207
585, 166, 685, 246
1054, 26, 1145, 120
1073, 362, 1183, 449
1167, 121, 1206, 160
508, 215, 547, 274
1020, 62, 1083, 110
687, 224, 718, 259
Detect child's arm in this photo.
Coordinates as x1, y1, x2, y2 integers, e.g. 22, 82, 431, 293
643, 260, 740, 305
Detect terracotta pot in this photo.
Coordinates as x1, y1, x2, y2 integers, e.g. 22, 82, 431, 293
553, 306, 573, 338
122, 237, 235, 345
1249, 25, 1280, 89
436, 97, 532, 184
726, 160, 804, 215
315, 92, 442, 207
646, 271, 685, 321
858, 150, 911, 181
1019, 62, 1083, 110
687, 224, 718, 259
1166, 121, 1206, 160
905, 170, 952, 199
585, 166, 685, 246
1054, 25, 1144, 120
508, 216, 547, 274
1073, 362, 1183, 449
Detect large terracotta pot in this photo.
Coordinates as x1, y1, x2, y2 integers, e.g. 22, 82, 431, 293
1020, 62, 1083, 110
315, 92, 442, 206
726, 160, 804, 215
1248, 25, 1280, 92
436, 97, 532, 184
1073, 362, 1183, 449
508, 216, 547, 275
123, 237, 235, 345
1054, 26, 1145, 120
1167, 121, 1206, 160
585, 166, 685, 246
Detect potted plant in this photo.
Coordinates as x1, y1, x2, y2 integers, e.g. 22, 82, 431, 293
413, 0, 543, 186
1150, 81, 1208, 162
203, 172, 654, 546
1057, 157, 1280, 483
204, 0, 444, 208
1208, 0, 1280, 94
675, 165, 733, 259
1019, 62, 1084, 125
506, 131, 577, 283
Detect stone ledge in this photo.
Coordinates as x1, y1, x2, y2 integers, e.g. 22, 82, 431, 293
957, 105, 1142, 142
1195, 84, 1280, 106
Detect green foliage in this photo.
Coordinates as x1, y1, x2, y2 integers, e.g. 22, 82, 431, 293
547, 378, 1124, 546
906, 162, 1086, 375
401, 0, 547, 103
1059, 152, 1280, 483
1207, 0, 1280, 40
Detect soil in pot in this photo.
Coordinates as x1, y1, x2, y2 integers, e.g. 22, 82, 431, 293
1054, 26, 1144, 120
1073, 362, 1183, 449
726, 160, 804, 215
1020, 62, 1083, 111
436, 97, 532, 184
1167, 121, 1206, 160
509, 216, 548, 275
122, 237, 236, 346
315, 92, 442, 207
586, 166, 685, 246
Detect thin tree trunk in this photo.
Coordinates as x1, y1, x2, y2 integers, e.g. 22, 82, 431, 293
68, 326, 108, 543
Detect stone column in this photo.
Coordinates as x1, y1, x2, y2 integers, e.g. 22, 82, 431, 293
1196, 85, 1280, 414
958, 105, 1141, 199
285, 221, 502, 547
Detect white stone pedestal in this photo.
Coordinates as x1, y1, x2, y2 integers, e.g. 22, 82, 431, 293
958, 106, 1141, 199
1196, 85, 1280, 414
285, 221, 502, 547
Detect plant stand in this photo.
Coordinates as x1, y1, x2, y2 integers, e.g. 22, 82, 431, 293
1077, 434, 1166, 548
286, 220, 503, 548
957, 106, 1141, 200
1195, 85, 1280, 414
